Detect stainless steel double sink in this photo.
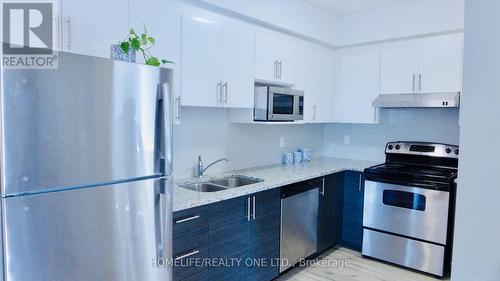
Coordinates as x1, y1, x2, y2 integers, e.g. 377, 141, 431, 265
180, 175, 264, 192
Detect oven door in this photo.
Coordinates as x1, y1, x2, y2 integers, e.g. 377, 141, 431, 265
363, 180, 450, 245
267, 88, 303, 121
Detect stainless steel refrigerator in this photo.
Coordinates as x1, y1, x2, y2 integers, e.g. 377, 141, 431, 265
0, 52, 173, 281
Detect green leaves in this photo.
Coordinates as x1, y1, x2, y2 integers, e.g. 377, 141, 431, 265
130, 38, 141, 50
119, 24, 174, 67
120, 41, 130, 53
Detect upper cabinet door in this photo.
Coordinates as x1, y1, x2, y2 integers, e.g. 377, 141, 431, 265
334, 51, 380, 124
380, 44, 418, 94
276, 35, 296, 84
255, 30, 278, 82
222, 22, 255, 108
295, 44, 334, 123
61, 0, 128, 58
181, 15, 222, 107
418, 34, 463, 94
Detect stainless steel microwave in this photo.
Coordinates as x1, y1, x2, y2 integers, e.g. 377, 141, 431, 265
254, 86, 304, 121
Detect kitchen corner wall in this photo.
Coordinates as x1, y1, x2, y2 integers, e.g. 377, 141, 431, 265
323, 108, 460, 162
173, 107, 324, 178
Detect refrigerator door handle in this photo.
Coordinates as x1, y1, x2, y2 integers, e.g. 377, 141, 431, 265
154, 177, 172, 261
159, 83, 173, 176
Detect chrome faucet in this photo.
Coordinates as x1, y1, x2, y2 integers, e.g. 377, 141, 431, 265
196, 156, 228, 177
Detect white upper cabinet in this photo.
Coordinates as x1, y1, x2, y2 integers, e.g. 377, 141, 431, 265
418, 33, 463, 94
61, 0, 128, 58
380, 34, 463, 95
380, 44, 418, 94
255, 30, 295, 84
334, 51, 381, 124
295, 44, 335, 123
222, 21, 255, 108
181, 14, 255, 108
181, 14, 223, 107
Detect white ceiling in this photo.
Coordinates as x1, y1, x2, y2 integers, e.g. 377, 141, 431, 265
304, 0, 419, 16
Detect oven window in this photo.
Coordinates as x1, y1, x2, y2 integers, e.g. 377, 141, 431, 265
382, 190, 426, 211
272, 94, 294, 115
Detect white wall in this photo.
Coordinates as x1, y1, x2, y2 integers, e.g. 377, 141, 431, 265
451, 1, 500, 280
192, 0, 338, 46
323, 109, 460, 162
173, 108, 324, 178
333, 0, 465, 46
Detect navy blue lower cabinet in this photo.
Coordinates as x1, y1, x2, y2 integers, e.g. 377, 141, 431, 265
172, 206, 209, 281
208, 196, 250, 281
247, 189, 281, 281
341, 171, 365, 251
317, 173, 344, 253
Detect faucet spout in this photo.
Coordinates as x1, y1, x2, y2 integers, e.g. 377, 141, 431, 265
197, 156, 229, 177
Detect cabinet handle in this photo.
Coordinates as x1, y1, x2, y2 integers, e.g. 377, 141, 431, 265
419, 73, 422, 92
412, 74, 416, 92
274, 60, 277, 80
359, 174, 363, 191
321, 178, 325, 196
53, 16, 60, 49
278, 61, 283, 80
175, 215, 200, 224
252, 196, 256, 220
373, 107, 377, 122
216, 82, 222, 103
175, 96, 181, 121
223, 82, 228, 104
247, 197, 251, 221
65, 17, 71, 50
175, 250, 199, 261
313, 105, 317, 121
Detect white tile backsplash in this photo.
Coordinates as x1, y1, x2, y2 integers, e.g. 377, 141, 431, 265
173, 107, 324, 178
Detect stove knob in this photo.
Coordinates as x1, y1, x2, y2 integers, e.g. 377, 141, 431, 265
395, 145, 401, 150
446, 148, 452, 154
454, 149, 459, 155
388, 145, 394, 150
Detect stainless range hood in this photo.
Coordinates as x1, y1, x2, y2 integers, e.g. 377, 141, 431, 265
373, 92, 460, 108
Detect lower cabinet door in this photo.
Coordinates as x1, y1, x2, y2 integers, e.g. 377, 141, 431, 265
248, 189, 281, 281
317, 173, 344, 253
342, 171, 365, 251
208, 196, 250, 280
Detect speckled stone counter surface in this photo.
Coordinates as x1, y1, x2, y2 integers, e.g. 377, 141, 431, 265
173, 157, 379, 212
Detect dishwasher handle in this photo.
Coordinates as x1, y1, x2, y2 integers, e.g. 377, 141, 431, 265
281, 178, 323, 199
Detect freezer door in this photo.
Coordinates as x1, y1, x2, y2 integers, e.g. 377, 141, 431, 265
0, 52, 173, 195
1, 177, 172, 281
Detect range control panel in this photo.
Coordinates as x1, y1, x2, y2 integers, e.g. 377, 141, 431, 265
385, 141, 459, 158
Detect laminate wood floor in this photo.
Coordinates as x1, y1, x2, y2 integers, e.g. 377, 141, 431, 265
277, 247, 450, 281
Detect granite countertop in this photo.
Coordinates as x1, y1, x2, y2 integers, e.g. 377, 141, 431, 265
173, 157, 379, 212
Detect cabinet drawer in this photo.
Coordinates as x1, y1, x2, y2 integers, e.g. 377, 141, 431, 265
173, 206, 209, 235
173, 206, 209, 255
173, 245, 209, 281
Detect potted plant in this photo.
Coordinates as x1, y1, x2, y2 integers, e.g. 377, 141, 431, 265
111, 25, 173, 66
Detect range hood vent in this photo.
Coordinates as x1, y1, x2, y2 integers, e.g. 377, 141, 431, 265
373, 92, 460, 108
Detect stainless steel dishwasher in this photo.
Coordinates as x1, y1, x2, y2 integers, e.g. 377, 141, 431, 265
280, 178, 320, 273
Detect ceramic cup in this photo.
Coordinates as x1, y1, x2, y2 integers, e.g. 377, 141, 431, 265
293, 151, 303, 163
300, 148, 312, 161
282, 153, 294, 165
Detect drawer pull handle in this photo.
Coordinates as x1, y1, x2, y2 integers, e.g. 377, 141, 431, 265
175, 215, 200, 224
175, 250, 200, 261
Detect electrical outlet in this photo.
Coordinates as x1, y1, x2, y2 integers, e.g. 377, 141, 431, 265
344, 135, 351, 145
280, 136, 286, 148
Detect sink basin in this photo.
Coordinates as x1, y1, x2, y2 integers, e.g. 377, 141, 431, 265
179, 175, 264, 192
179, 182, 227, 193
209, 175, 263, 188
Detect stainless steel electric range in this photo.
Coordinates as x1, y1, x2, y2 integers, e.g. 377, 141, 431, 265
362, 141, 458, 278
